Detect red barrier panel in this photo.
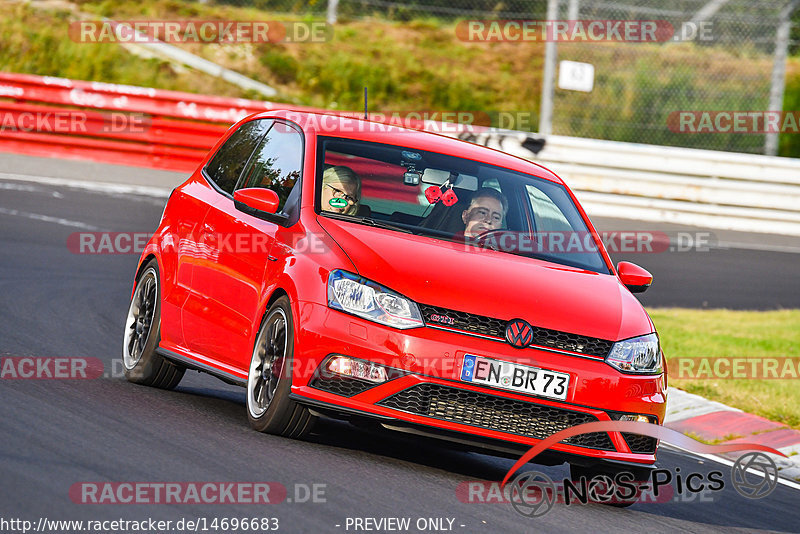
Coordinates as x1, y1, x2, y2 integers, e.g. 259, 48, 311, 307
0, 72, 323, 172
0, 130, 209, 171
0, 101, 229, 148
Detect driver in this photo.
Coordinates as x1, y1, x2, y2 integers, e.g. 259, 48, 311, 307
461, 187, 508, 238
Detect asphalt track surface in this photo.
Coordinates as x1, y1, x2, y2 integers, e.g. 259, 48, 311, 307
1, 156, 799, 533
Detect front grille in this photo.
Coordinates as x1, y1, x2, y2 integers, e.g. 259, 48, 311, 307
419, 304, 613, 358
308, 375, 377, 397
622, 433, 658, 454
377, 383, 615, 450
420, 304, 508, 338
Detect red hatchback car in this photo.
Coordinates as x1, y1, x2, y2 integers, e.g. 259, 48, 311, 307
124, 110, 666, 482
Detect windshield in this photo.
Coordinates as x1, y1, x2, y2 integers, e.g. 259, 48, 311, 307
315, 137, 610, 274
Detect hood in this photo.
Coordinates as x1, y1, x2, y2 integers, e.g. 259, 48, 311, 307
317, 216, 653, 342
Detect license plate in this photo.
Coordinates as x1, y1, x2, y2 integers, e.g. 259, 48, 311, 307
460, 354, 570, 400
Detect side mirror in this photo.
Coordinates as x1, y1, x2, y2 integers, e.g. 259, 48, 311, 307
234, 188, 280, 214
617, 261, 653, 293
234, 188, 289, 224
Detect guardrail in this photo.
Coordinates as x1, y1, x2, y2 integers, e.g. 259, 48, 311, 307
0, 72, 306, 172
2, 72, 800, 235
536, 135, 800, 236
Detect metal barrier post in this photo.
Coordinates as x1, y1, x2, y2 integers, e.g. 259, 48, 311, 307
539, 0, 559, 137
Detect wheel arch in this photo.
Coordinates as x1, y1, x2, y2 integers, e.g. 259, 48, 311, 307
266, 287, 290, 309
252, 285, 293, 348
131, 253, 158, 298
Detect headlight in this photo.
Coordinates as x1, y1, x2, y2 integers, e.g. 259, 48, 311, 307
606, 333, 662, 374
327, 270, 423, 329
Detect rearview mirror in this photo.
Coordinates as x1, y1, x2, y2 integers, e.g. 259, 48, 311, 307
421, 168, 478, 190
617, 261, 653, 293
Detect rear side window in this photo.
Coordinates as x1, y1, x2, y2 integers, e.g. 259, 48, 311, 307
238, 122, 303, 213
204, 119, 272, 194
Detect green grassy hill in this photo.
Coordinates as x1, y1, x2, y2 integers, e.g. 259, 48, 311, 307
3, 0, 800, 156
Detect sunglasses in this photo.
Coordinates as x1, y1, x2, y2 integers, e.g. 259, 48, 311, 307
325, 184, 358, 205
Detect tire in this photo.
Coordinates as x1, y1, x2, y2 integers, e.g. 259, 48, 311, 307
122, 258, 185, 389
569, 463, 652, 508
246, 296, 316, 438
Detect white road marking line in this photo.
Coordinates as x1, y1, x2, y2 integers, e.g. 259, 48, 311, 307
0, 181, 64, 198
0, 172, 172, 198
0, 207, 99, 230
715, 240, 800, 254
660, 442, 800, 491
0, 182, 42, 192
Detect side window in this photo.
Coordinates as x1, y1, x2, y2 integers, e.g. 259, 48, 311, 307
204, 119, 272, 194
238, 122, 303, 213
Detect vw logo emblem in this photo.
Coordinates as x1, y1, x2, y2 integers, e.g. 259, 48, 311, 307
506, 319, 533, 348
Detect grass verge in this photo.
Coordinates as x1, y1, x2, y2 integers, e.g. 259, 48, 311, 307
650, 308, 800, 430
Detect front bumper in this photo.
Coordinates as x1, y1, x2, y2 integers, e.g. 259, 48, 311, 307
291, 301, 667, 465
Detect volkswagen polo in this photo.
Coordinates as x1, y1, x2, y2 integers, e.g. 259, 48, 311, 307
123, 110, 666, 487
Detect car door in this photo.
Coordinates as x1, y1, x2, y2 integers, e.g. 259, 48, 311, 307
158, 182, 215, 350
180, 118, 272, 359
187, 120, 304, 369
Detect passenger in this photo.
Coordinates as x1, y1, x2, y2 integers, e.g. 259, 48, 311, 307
461, 187, 508, 238
321, 165, 361, 215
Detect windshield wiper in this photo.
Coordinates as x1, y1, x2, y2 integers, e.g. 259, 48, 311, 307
359, 217, 414, 234
320, 212, 414, 234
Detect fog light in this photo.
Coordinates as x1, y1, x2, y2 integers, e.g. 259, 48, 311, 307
619, 414, 653, 423
326, 356, 388, 383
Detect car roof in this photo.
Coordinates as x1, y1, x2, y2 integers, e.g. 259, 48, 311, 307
247, 109, 564, 185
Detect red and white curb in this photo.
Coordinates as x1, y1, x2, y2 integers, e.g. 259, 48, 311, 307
665, 387, 800, 481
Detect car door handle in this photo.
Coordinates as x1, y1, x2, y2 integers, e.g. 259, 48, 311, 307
267, 255, 278, 262
202, 223, 215, 233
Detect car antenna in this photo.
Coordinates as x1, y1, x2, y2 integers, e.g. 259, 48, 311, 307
364, 87, 368, 120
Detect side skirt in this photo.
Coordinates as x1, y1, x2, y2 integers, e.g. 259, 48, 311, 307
156, 347, 247, 387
